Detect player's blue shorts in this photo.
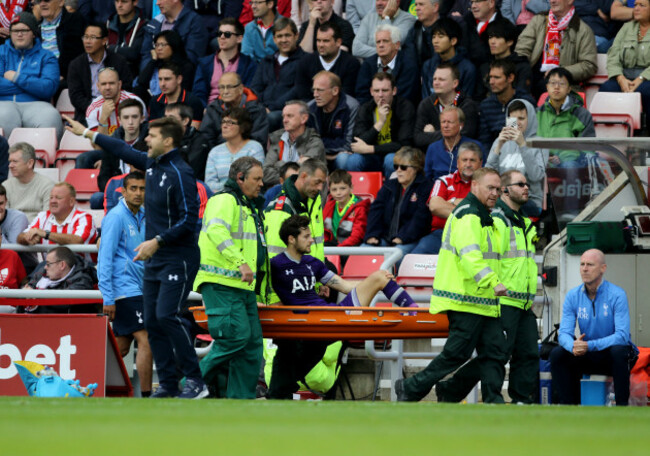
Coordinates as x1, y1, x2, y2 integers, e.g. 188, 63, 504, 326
112, 295, 145, 337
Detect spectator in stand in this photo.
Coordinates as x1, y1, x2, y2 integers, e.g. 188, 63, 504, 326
515, 0, 597, 99
355, 24, 420, 105
537, 67, 595, 167
0, 183, 27, 243
250, 17, 306, 131
415, 63, 479, 151
187, 0, 244, 44
412, 142, 481, 254
346, 0, 375, 34
573, 0, 627, 53
0, 232, 26, 312
475, 20, 533, 100
204, 107, 265, 192
24, 246, 99, 314
425, 107, 483, 181
78, 0, 115, 23
136, 30, 195, 105
68, 23, 134, 124
86, 67, 146, 135
486, 99, 547, 216
297, 0, 354, 52
501, 0, 550, 32
351, 72, 415, 176
165, 102, 211, 181
294, 21, 360, 100
323, 169, 370, 247
264, 161, 299, 206
240, 0, 291, 26
479, 59, 535, 151
263, 100, 326, 186
2, 142, 55, 222
94, 98, 147, 209
405, 0, 440, 69
200, 72, 269, 148
139, 0, 207, 70
291, 0, 344, 28
193, 18, 257, 108
35, 0, 86, 86
421, 17, 476, 99
149, 61, 203, 127
0, 0, 27, 42
0, 12, 63, 138
98, 170, 153, 398
352, 0, 416, 59
241, 0, 282, 62
106, 0, 147, 76
601, 0, 650, 114
460, 0, 511, 71
308, 70, 359, 169
363, 146, 432, 257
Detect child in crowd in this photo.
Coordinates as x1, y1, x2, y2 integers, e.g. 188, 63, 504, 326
323, 169, 370, 247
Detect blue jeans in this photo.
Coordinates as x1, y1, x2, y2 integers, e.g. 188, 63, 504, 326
411, 230, 443, 254
595, 35, 614, 53
383, 153, 396, 178
335, 152, 382, 172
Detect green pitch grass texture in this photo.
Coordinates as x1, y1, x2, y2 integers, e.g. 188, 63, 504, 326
0, 398, 648, 455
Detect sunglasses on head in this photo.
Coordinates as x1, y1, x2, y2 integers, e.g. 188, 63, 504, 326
217, 31, 241, 38
393, 164, 413, 171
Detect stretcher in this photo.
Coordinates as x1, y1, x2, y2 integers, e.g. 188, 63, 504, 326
190, 306, 450, 341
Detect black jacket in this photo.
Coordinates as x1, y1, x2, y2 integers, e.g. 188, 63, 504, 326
414, 92, 480, 149
250, 48, 306, 111
53, 9, 87, 83
98, 122, 148, 191
294, 51, 360, 100
135, 56, 195, 106
67, 49, 134, 123
364, 174, 433, 245
353, 95, 415, 157
179, 126, 210, 182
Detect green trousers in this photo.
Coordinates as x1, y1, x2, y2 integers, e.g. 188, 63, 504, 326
437, 305, 540, 403
199, 283, 263, 399
402, 310, 508, 403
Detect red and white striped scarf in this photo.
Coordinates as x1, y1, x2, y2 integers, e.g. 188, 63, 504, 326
541, 7, 575, 72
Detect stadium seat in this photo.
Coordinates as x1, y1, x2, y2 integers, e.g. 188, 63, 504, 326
8, 128, 58, 167
349, 172, 383, 201
341, 255, 385, 280
55, 89, 75, 118
325, 255, 341, 274
589, 92, 642, 137
34, 167, 59, 183
584, 53, 609, 107
65, 169, 99, 207
88, 209, 105, 229
55, 130, 94, 181
395, 254, 437, 287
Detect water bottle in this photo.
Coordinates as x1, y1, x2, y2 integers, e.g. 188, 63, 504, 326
606, 382, 615, 407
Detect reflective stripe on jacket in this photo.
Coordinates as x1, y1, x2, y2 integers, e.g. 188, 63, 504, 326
491, 199, 537, 310
430, 192, 502, 318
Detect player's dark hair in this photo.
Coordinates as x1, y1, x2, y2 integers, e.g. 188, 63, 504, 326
279, 215, 310, 245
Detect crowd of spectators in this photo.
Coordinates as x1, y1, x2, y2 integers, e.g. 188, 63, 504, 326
0, 0, 644, 397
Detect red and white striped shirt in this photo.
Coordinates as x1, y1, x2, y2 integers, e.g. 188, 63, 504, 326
85, 90, 147, 134
26, 208, 98, 261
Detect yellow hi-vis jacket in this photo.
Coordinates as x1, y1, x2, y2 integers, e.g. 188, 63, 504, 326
430, 192, 502, 318
194, 182, 267, 301
491, 199, 538, 311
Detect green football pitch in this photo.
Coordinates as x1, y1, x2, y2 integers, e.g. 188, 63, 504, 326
1, 398, 648, 455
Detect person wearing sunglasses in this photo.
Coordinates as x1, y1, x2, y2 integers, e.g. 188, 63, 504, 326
363, 146, 432, 258
486, 98, 547, 217
434, 170, 539, 404
193, 17, 257, 107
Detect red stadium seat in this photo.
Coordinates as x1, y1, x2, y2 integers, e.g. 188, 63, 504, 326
348, 172, 383, 201
55, 130, 94, 181
8, 128, 58, 167
342, 255, 385, 280
395, 254, 437, 287
325, 255, 341, 274
55, 89, 75, 118
589, 92, 642, 137
65, 169, 99, 205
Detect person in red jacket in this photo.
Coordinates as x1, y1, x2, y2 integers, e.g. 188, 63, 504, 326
323, 169, 370, 247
